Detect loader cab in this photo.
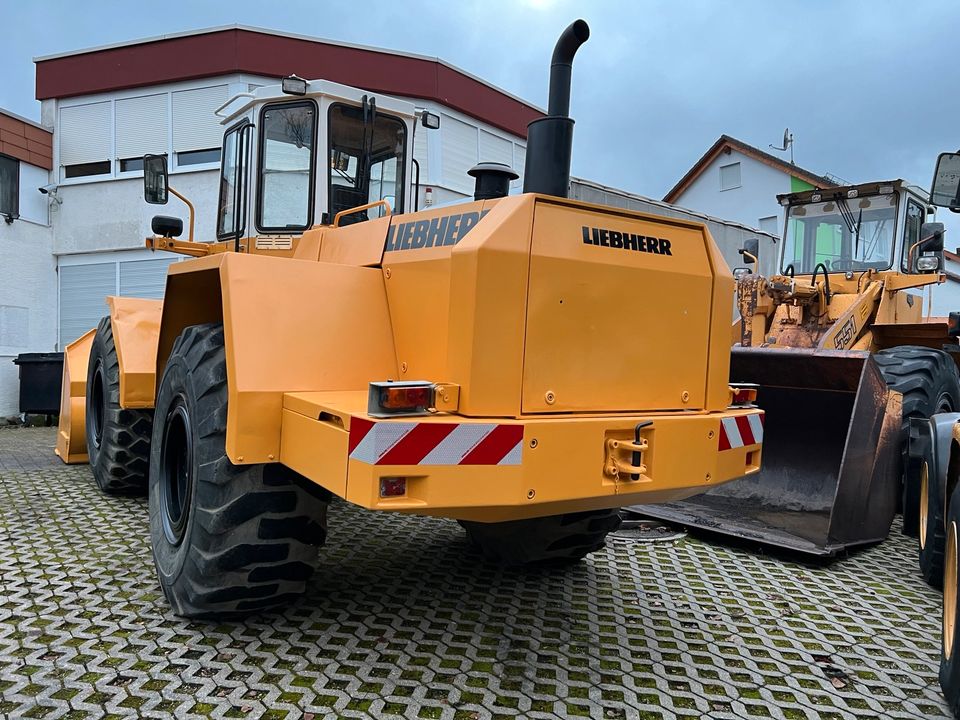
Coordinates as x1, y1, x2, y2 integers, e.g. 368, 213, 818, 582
214, 79, 419, 247
778, 180, 941, 277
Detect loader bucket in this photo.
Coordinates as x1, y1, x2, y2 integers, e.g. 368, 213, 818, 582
54, 328, 95, 465
632, 348, 902, 555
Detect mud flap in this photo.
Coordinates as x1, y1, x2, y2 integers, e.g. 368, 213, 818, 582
631, 348, 902, 556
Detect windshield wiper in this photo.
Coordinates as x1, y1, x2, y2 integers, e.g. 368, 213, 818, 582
836, 197, 857, 234
836, 197, 865, 262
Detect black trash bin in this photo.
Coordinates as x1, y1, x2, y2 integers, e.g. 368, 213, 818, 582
13, 352, 64, 416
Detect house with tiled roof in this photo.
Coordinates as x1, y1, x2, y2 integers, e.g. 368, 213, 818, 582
663, 134, 838, 241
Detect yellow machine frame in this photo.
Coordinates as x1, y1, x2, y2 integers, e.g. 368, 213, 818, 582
58, 193, 764, 522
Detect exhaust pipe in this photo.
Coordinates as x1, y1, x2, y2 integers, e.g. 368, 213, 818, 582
522, 19, 590, 198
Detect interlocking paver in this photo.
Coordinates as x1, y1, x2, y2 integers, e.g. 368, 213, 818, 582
0, 426, 951, 718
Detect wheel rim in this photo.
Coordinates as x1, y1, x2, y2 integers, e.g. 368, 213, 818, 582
159, 396, 193, 546
920, 462, 929, 551
90, 359, 106, 450
946, 520, 958, 661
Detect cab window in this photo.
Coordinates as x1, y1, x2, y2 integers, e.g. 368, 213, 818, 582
256, 101, 317, 232
217, 121, 252, 240
781, 193, 897, 273
900, 199, 925, 272
328, 103, 406, 224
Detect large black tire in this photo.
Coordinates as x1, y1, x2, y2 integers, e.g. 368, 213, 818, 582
940, 484, 960, 716
460, 509, 621, 566
874, 347, 960, 537
85, 316, 153, 495
917, 414, 960, 589
148, 323, 329, 618
920, 457, 947, 588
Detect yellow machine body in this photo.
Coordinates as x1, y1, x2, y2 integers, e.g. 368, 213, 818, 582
58, 193, 764, 521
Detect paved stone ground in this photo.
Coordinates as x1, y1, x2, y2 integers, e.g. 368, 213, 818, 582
0, 426, 951, 719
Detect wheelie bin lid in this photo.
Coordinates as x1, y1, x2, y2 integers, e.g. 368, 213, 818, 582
12, 352, 64, 365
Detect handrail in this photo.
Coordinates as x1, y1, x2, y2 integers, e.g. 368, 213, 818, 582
214, 93, 256, 118
332, 199, 392, 227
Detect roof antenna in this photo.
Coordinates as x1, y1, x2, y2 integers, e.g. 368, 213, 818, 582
769, 128, 794, 165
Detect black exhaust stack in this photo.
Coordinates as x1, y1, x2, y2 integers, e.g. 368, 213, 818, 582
522, 19, 590, 198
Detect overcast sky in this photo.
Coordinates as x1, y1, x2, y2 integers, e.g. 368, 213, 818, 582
1, 0, 958, 202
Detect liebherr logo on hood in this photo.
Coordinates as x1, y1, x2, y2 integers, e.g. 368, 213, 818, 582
386, 210, 490, 251
581, 226, 673, 256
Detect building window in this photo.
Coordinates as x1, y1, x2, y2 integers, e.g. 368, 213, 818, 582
177, 148, 221, 166
59, 101, 112, 182
115, 93, 168, 170
119, 157, 144, 173
0, 154, 18, 220
63, 161, 112, 179
719, 162, 741, 191
759, 215, 778, 237
59, 87, 227, 182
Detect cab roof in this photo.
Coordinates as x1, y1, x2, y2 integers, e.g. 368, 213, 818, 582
218, 79, 418, 126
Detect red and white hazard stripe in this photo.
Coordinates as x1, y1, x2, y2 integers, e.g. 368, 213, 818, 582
348, 418, 523, 466
718, 412, 764, 451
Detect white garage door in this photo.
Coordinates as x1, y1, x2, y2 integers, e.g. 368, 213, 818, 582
58, 252, 179, 348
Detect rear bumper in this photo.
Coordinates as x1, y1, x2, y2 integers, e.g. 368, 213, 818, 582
279, 391, 763, 522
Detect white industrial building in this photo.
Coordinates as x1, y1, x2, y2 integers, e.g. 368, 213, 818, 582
0, 26, 776, 418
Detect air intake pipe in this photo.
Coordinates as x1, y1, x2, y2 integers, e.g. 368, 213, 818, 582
522, 19, 590, 198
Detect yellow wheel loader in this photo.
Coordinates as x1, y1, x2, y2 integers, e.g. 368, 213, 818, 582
635, 178, 960, 555
902, 151, 960, 717
54, 20, 766, 618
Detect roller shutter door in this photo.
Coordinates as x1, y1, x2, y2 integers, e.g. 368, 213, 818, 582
441, 115, 477, 195
119, 257, 177, 299
59, 102, 112, 167
172, 85, 229, 153
58, 254, 180, 348
58, 263, 114, 348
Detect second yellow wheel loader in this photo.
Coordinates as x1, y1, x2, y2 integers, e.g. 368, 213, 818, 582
54, 20, 767, 618
636, 179, 960, 555
901, 152, 960, 718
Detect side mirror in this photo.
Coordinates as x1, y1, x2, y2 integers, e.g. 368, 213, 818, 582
930, 152, 960, 210
739, 238, 759, 265
143, 154, 169, 205
914, 221, 945, 273
921, 222, 945, 253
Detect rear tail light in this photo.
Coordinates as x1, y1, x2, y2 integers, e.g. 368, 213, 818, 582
368, 381, 435, 416
730, 384, 759, 407
379, 477, 407, 497
380, 386, 432, 410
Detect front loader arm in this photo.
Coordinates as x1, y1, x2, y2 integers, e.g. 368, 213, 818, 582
736, 275, 774, 346
817, 281, 882, 351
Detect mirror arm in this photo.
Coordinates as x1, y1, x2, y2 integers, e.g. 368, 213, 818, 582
906, 238, 923, 273
167, 185, 196, 243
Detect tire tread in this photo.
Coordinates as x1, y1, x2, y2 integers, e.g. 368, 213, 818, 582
150, 322, 328, 619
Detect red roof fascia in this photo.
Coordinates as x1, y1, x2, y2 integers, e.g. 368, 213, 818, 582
35, 29, 542, 138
